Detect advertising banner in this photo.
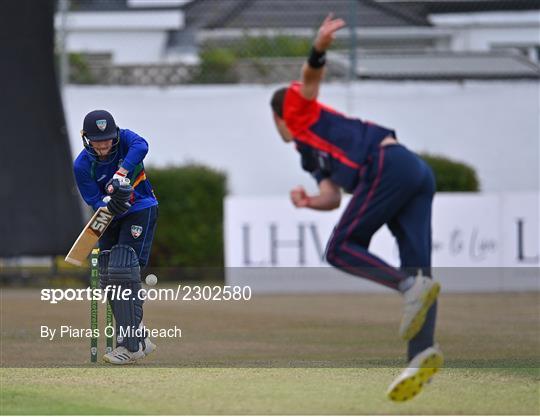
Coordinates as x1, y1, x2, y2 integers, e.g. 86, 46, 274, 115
224, 193, 539, 292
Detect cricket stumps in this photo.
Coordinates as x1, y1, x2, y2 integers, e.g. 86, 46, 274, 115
90, 248, 114, 363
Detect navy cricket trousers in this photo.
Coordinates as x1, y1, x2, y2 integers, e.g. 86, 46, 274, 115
325, 144, 437, 359
99, 205, 158, 267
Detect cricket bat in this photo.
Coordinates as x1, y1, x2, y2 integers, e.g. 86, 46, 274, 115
65, 207, 114, 266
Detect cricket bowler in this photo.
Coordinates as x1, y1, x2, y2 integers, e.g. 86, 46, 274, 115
73, 109, 158, 364
270, 14, 443, 401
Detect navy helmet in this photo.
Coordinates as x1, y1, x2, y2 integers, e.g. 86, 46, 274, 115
81, 110, 119, 163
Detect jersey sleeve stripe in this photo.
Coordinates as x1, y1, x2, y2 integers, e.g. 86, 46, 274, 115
296, 130, 361, 170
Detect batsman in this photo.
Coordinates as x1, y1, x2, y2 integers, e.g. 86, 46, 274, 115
73, 110, 158, 364
270, 14, 442, 401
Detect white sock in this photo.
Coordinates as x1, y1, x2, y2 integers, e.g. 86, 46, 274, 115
398, 276, 415, 293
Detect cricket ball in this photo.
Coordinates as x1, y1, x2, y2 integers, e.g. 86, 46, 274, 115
145, 274, 158, 286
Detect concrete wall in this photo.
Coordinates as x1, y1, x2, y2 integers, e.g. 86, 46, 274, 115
64, 80, 540, 195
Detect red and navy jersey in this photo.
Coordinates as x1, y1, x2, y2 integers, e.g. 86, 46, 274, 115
283, 81, 396, 193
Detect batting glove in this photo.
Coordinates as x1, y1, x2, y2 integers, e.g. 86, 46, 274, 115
106, 178, 133, 201
106, 198, 131, 216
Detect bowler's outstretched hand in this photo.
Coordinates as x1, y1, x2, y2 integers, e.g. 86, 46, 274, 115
314, 13, 346, 52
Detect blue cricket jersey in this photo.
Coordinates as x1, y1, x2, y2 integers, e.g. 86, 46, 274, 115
73, 129, 158, 216
283, 81, 396, 193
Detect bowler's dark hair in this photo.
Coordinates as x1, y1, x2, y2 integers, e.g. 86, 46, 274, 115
270, 87, 287, 118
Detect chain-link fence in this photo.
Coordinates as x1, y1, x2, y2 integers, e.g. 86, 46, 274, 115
56, 0, 540, 85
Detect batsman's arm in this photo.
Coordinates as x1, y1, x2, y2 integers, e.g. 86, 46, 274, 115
73, 164, 107, 211
300, 13, 346, 100
120, 129, 149, 172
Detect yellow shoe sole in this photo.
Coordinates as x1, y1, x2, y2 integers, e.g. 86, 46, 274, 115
401, 282, 440, 341
387, 350, 444, 402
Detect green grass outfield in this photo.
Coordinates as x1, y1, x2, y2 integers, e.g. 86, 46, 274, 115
1, 367, 538, 415
1, 290, 539, 414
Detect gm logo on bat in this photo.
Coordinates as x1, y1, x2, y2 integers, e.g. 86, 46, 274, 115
91, 211, 113, 235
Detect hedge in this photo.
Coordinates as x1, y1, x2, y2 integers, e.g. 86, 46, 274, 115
419, 153, 480, 192
54, 52, 95, 84
192, 48, 238, 84
194, 36, 312, 83
146, 164, 227, 269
